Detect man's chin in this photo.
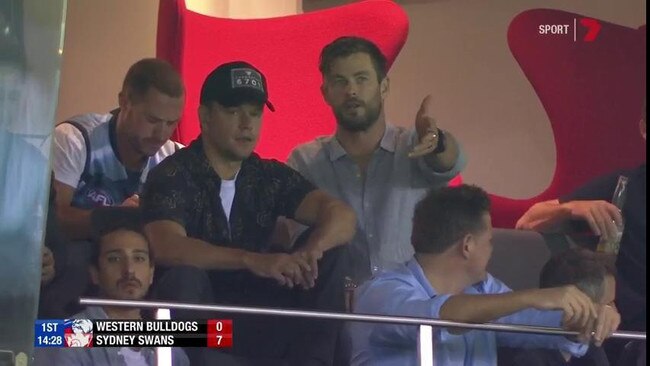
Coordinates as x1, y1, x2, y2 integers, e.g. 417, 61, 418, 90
117, 290, 146, 301
337, 117, 375, 132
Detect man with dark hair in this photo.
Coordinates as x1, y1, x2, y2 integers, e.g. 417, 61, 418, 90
33, 207, 189, 365
505, 249, 616, 365
287, 36, 467, 283
52, 58, 185, 241
142, 61, 356, 365
516, 105, 646, 336
349, 185, 620, 366
539, 249, 616, 305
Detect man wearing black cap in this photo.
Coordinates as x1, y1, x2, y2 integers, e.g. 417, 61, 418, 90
141, 61, 356, 365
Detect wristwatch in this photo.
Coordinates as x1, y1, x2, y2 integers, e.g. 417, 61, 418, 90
432, 128, 446, 154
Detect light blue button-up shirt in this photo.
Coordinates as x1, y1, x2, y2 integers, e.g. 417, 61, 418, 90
348, 258, 587, 366
288, 124, 467, 282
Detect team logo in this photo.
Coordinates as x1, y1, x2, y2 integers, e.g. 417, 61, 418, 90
63, 319, 93, 348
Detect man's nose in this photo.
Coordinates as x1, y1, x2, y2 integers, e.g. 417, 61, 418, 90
239, 114, 253, 129
122, 259, 136, 275
346, 82, 358, 97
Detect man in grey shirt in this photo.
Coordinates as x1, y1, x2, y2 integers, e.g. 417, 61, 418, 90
287, 36, 467, 284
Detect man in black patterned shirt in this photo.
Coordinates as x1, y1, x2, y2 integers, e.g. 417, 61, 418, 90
142, 61, 356, 365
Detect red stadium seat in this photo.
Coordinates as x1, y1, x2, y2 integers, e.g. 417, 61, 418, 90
156, 0, 410, 162
491, 9, 646, 228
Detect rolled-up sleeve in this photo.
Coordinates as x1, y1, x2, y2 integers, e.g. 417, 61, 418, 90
414, 133, 467, 185
495, 308, 588, 357
355, 278, 451, 347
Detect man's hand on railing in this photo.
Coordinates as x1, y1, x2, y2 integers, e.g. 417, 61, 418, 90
527, 285, 599, 340
591, 304, 621, 347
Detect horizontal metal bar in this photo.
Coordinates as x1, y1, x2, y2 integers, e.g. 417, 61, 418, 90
80, 297, 646, 340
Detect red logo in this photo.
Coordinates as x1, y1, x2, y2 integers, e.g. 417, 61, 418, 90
580, 18, 601, 42
64, 319, 94, 347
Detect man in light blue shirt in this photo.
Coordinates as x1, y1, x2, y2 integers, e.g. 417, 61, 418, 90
349, 185, 621, 365
287, 36, 466, 283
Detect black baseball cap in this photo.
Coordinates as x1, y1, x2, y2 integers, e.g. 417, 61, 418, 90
200, 61, 275, 112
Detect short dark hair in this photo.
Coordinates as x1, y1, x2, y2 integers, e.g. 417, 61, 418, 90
90, 207, 152, 267
122, 58, 184, 102
411, 185, 491, 254
319, 36, 388, 81
540, 248, 615, 302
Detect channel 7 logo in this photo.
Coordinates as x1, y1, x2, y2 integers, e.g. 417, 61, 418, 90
538, 18, 601, 42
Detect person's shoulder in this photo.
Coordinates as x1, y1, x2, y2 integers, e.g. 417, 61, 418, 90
354, 264, 420, 311
247, 154, 296, 175
71, 306, 107, 320
477, 273, 512, 294
63, 112, 112, 131
54, 113, 111, 144
360, 263, 419, 292
148, 146, 193, 177
155, 139, 184, 159
386, 123, 414, 139
290, 135, 335, 157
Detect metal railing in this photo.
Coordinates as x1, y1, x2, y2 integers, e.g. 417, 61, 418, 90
80, 297, 646, 365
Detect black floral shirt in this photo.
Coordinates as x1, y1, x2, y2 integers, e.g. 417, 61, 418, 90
141, 137, 315, 254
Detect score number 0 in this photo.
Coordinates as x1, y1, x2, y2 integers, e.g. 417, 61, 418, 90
207, 319, 232, 348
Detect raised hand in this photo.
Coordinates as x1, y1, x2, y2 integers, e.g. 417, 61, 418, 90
565, 200, 623, 240
409, 95, 440, 158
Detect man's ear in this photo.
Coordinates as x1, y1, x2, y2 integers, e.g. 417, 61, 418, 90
148, 266, 155, 287
320, 82, 330, 104
380, 77, 390, 100
198, 105, 210, 130
118, 91, 128, 110
460, 233, 474, 259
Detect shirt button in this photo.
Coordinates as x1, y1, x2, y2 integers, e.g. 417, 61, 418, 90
368, 234, 374, 239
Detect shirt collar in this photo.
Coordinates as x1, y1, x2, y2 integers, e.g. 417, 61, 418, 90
406, 257, 436, 298
85, 306, 110, 319
326, 123, 399, 162
406, 257, 490, 298
188, 136, 255, 180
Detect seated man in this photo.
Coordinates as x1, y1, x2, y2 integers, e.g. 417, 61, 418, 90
142, 61, 357, 365
33, 207, 189, 365
507, 248, 617, 366
349, 185, 620, 366
52, 58, 185, 241
516, 107, 645, 334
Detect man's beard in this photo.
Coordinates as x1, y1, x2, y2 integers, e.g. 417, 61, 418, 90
334, 98, 382, 133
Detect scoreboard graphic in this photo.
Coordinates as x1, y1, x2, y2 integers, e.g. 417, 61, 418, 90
35, 319, 233, 348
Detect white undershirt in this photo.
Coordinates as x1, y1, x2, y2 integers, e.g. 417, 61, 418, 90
118, 347, 148, 366
220, 174, 238, 223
